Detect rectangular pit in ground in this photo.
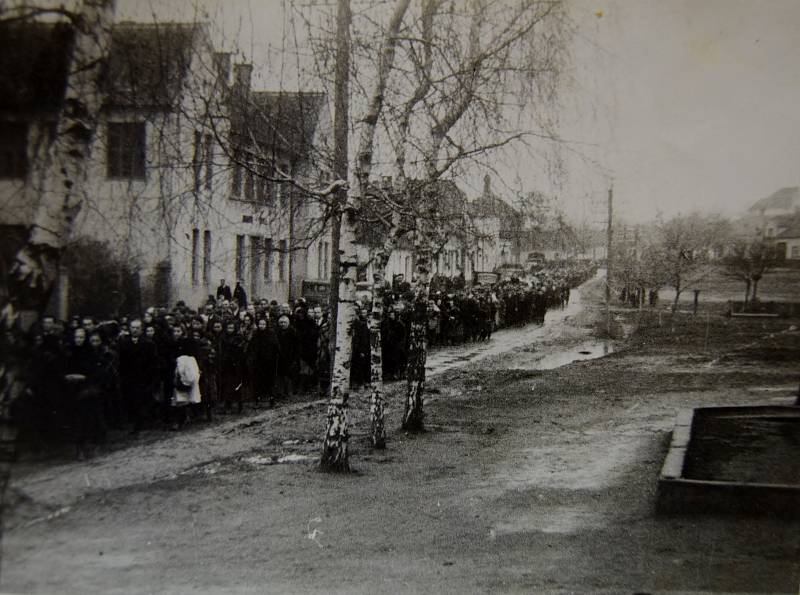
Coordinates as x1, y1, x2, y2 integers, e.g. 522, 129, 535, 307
656, 405, 800, 516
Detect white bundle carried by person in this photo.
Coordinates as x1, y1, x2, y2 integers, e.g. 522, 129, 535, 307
173, 355, 202, 405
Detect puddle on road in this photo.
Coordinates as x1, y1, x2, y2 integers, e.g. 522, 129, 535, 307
527, 340, 613, 371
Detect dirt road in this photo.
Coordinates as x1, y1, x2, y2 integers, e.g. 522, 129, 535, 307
3, 276, 799, 594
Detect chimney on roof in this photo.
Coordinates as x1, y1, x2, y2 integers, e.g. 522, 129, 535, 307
233, 63, 253, 99
213, 52, 231, 87
483, 174, 491, 197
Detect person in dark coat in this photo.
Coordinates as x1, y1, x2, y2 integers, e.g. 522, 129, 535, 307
381, 308, 406, 380
23, 316, 64, 447
316, 311, 332, 396
219, 320, 245, 413
216, 279, 232, 302
118, 319, 159, 434
88, 330, 120, 434
190, 327, 215, 421
233, 281, 247, 309
349, 308, 371, 390
247, 317, 280, 406
275, 315, 300, 401
63, 328, 106, 458
294, 307, 319, 392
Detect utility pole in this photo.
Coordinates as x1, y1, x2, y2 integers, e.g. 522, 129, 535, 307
605, 184, 613, 335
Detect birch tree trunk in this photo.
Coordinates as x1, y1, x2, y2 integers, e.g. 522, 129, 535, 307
320, 0, 354, 472
368, 246, 391, 448
368, 229, 401, 448
346, 0, 410, 452
402, 243, 431, 432
321, 0, 411, 467
0, 0, 116, 541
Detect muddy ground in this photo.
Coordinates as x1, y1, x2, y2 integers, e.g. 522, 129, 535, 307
2, 275, 800, 594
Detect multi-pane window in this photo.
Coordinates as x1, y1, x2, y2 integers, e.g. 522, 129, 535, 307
107, 122, 146, 179
0, 122, 28, 179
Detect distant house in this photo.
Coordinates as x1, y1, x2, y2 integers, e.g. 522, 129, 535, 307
747, 187, 800, 240
469, 175, 523, 269
774, 220, 800, 260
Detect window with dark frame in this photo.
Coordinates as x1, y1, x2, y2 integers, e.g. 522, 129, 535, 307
193, 131, 202, 193
235, 234, 246, 283
202, 230, 211, 285
317, 241, 323, 279
244, 168, 254, 201
107, 122, 146, 179
249, 236, 261, 296
204, 134, 213, 190
232, 151, 242, 197
191, 228, 200, 286
0, 121, 28, 179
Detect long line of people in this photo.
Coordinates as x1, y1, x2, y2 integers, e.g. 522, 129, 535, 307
15, 262, 596, 459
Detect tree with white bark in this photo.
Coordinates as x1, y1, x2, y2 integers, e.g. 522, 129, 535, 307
380, 0, 569, 432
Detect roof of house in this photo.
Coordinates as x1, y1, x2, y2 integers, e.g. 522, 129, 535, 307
0, 21, 202, 112
748, 187, 800, 213
231, 91, 327, 162
469, 192, 520, 221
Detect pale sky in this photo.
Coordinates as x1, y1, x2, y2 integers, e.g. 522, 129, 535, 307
563, 0, 800, 224
116, 0, 800, 226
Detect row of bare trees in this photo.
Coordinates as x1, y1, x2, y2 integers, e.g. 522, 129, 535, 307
611, 213, 781, 312
0, 0, 571, 480
308, 0, 570, 470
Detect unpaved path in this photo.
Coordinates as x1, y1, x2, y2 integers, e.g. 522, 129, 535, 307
7, 282, 600, 513
3, 276, 800, 594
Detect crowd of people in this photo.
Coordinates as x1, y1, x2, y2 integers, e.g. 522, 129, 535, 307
15, 263, 596, 459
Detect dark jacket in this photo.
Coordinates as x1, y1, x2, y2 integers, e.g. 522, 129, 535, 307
216, 284, 232, 301
117, 336, 158, 390
247, 328, 280, 379
276, 325, 301, 374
